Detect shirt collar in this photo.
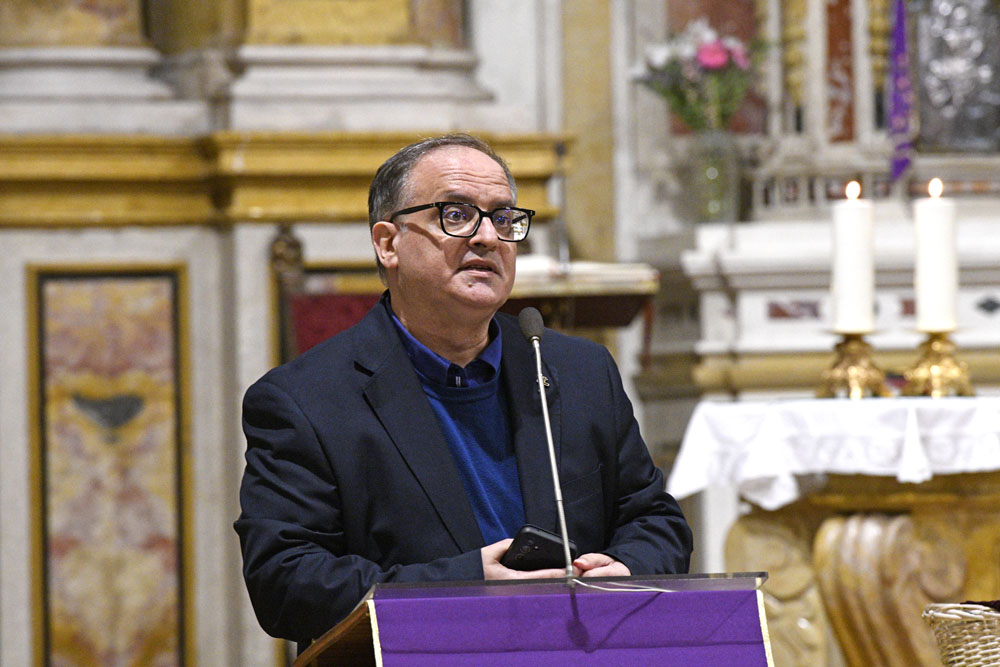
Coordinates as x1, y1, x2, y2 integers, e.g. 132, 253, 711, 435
388, 302, 502, 388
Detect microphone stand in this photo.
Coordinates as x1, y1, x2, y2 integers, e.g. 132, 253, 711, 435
528, 337, 575, 580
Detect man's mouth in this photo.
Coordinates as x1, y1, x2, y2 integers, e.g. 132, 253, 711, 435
460, 262, 497, 274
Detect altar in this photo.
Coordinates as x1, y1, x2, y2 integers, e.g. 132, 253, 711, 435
669, 397, 1000, 666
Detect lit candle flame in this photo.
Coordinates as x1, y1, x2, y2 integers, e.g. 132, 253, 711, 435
928, 177, 943, 198
845, 181, 861, 201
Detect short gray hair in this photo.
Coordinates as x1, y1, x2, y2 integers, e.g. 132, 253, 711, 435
367, 134, 517, 278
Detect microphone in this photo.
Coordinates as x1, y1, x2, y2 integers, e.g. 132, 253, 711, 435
518, 307, 575, 578
518, 306, 544, 343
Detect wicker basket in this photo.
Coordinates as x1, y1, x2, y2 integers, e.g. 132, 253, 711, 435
922, 603, 1000, 666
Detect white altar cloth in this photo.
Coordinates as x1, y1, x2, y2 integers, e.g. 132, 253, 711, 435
667, 397, 1000, 510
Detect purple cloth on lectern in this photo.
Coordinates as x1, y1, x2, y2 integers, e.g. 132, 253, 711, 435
371, 580, 769, 666
888, 0, 913, 182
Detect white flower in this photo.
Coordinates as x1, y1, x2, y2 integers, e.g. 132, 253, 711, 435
645, 43, 672, 69
674, 36, 697, 62
685, 18, 718, 46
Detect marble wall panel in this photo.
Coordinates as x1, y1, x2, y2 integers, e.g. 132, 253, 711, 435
826, 0, 855, 142
34, 271, 187, 666
0, 0, 144, 47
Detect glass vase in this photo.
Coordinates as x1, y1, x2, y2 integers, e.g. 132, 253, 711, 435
681, 130, 741, 223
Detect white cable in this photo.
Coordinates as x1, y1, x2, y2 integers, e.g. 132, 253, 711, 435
571, 579, 679, 594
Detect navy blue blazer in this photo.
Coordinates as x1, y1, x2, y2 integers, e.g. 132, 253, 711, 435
235, 295, 692, 643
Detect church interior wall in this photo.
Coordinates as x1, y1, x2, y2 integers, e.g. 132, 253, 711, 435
2, 0, 999, 664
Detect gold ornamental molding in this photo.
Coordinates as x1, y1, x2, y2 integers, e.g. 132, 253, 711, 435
689, 349, 1000, 394
781, 0, 807, 107
0, 131, 566, 228
868, 0, 891, 91
213, 131, 564, 223
0, 135, 216, 227
806, 472, 1000, 512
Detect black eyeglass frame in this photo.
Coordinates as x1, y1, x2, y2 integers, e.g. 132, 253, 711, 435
387, 201, 534, 242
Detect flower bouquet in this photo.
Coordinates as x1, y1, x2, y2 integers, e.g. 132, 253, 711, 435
635, 19, 757, 131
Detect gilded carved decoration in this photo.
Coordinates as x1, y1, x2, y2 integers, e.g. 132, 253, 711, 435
902, 332, 976, 397
868, 0, 891, 91
754, 0, 769, 38
270, 225, 305, 294
781, 0, 807, 107
816, 334, 892, 399
814, 514, 964, 666
727, 514, 831, 667
754, 0, 770, 92
724, 473, 1000, 667
0, 0, 144, 47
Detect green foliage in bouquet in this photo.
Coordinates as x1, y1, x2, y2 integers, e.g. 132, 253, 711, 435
635, 19, 761, 131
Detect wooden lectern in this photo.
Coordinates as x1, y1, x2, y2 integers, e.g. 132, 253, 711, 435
294, 573, 772, 667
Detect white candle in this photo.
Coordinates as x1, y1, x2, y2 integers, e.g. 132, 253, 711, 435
831, 181, 875, 333
914, 178, 958, 332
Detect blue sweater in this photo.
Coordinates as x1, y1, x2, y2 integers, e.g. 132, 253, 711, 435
390, 312, 525, 543
419, 378, 525, 543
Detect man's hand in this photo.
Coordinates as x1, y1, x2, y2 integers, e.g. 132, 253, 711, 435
573, 553, 631, 578
480, 539, 568, 580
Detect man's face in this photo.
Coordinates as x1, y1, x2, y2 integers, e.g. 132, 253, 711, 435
377, 146, 517, 322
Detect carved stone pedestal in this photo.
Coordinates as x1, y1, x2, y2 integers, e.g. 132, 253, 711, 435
725, 473, 1000, 666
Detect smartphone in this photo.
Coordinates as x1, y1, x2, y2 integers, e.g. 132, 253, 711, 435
500, 524, 578, 571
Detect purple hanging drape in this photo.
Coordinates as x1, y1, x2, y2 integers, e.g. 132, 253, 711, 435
889, 0, 913, 182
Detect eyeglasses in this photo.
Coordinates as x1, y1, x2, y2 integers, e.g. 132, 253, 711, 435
388, 202, 534, 242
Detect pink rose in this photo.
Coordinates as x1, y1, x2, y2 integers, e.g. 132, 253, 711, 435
696, 41, 730, 69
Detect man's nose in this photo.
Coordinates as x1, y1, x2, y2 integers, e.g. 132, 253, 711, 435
470, 214, 500, 246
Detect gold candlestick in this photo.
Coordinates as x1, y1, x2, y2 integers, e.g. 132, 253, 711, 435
817, 333, 892, 399
902, 332, 974, 397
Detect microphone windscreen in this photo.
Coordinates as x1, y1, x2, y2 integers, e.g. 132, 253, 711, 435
518, 307, 544, 342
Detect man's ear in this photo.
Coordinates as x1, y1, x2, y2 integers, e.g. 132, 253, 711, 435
372, 221, 399, 270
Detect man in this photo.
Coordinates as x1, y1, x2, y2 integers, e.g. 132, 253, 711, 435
235, 134, 692, 646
